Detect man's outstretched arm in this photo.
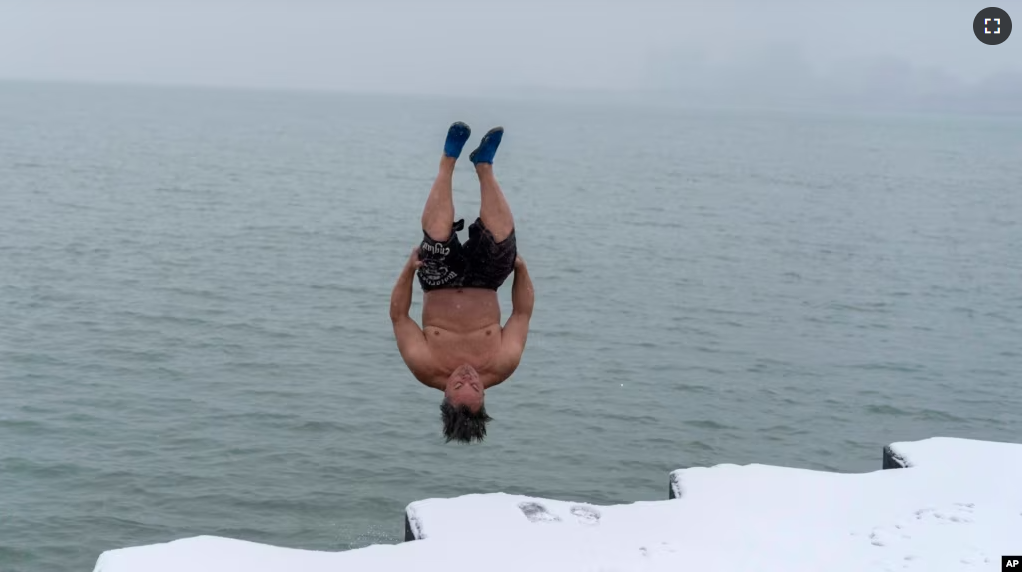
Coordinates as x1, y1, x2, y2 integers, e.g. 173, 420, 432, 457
390, 249, 441, 388
496, 255, 534, 381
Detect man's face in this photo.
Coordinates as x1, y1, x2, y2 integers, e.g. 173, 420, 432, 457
445, 364, 484, 411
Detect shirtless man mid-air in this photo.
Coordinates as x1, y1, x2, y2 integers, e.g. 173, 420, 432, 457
389, 122, 535, 444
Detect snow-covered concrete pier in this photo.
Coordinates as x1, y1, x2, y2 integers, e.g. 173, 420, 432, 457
94, 437, 1022, 572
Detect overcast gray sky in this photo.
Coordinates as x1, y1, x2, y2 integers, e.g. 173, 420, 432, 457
1, 0, 1019, 109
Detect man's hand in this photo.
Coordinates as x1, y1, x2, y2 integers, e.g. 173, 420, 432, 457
514, 254, 525, 271
408, 247, 423, 270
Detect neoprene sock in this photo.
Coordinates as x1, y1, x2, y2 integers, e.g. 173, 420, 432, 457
444, 122, 471, 159
469, 127, 503, 165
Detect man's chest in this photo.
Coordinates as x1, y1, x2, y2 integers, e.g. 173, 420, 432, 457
424, 325, 502, 371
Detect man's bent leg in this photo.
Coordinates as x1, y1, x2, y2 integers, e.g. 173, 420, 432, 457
421, 122, 471, 242
477, 164, 514, 243
417, 123, 471, 291
421, 159, 456, 242
471, 127, 514, 242
462, 125, 516, 290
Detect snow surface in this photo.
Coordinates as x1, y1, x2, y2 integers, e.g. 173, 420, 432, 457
94, 438, 1022, 572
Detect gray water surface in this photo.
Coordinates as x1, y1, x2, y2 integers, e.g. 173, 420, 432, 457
1, 82, 1020, 572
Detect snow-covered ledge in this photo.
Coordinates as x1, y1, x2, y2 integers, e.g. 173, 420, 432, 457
882, 436, 1022, 471
94, 437, 1022, 572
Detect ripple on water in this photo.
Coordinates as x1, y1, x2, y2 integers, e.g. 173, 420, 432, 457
864, 404, 908, 416
845, 362, 923, 373
683, 419, 734, 431
912, 409, 968, 423
761, 424, 811, 437
294, 419, 358, 434
681, 440, 717, 454
115, 310, 215, 329
0, 418, 51, 433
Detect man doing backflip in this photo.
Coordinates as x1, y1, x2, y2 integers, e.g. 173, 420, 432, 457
389, 123, 535, 444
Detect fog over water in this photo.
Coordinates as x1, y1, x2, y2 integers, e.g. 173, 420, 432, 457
2, 1, 1019, 112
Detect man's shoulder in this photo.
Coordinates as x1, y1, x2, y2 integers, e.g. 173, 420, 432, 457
412, 369, 446, 391
393, 318, 445, 389
483, 365, 518, 389
406, 348, 445, 390
483, 344, 523, 388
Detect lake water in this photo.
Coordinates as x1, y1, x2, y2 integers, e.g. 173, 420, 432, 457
1, 82, 1020, 572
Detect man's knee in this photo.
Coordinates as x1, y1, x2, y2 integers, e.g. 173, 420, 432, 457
475, 217, 512, 244
423, 218, 466, 244
423, 228, 451, 243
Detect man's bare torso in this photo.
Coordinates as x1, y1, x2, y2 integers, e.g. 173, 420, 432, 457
422, 288, 507, 387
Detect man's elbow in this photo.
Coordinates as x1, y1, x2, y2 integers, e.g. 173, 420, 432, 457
513, 290, 535, 317
514, 303, 535, 319
389, 303, 408, 324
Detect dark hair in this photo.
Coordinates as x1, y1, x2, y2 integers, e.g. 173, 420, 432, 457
440, 398, 493, 443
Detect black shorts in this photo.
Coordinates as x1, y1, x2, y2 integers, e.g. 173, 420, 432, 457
417, 218, 517, 292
